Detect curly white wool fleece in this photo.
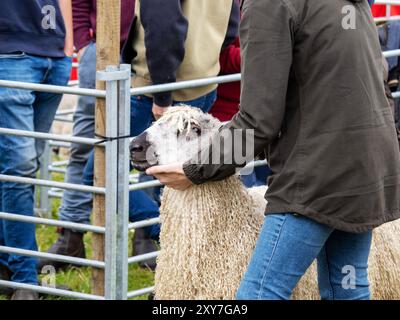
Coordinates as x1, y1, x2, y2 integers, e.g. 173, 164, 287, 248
155, 176, 265, 300
155, 177, 400, 300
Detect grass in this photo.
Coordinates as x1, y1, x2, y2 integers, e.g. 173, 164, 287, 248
0, 155, 155, 300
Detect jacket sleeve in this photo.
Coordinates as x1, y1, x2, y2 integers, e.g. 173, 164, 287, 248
219, 39, 241, 75
72, 0, 93, 51
183, 0, 296, 184
221, 0, 240, 51
140, 0, 188, 107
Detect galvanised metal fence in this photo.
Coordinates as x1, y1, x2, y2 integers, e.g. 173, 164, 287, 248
38, 0, 400, 217
0, 62, 268, 300
0, 64, 126, 300
0, 42, 400, 301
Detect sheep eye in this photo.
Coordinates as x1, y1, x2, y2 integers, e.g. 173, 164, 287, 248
192, 126, 201, 136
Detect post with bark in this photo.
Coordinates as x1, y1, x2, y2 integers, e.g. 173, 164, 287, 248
93, 0, 121, 297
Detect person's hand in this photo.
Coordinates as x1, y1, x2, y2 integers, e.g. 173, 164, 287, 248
77, 45, 88, 60
64, 43, 75, 58
146, 162, 193, 191
152, 103, 170, 120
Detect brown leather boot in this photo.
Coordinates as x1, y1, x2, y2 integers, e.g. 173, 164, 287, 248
132, 228, 158, 271
0, 264, 13, 296
37, 228, 86, 272
11, 289, 39, 300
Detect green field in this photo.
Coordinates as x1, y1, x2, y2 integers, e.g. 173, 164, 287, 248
0, 158, 155, 300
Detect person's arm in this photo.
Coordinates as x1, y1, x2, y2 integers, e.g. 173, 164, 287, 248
221, 0, 240, 51
147, 0, 296, 188
71, 0, 92, 56
60, 0, 74, 57
140, 0, 188, 109
219, 39, 241, 75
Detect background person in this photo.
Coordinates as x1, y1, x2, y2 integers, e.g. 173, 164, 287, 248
0, 0, 73, 300
37, 0, 161, 272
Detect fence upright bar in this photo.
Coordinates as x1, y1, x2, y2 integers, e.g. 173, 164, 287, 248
38, 141, 51, 218
93, 0, 121, 297
97, 66, 120, 300
115, 64, 131, 300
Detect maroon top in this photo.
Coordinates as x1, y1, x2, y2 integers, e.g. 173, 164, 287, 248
210, 37, 241, 122
72, 0, 135, 51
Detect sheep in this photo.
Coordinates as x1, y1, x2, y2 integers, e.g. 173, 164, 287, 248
130, 106, 400, 300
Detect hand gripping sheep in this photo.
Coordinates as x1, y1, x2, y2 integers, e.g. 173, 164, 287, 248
130, 106, 400, 300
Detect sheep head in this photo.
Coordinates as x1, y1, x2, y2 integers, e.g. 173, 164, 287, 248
130, 106, 221, 171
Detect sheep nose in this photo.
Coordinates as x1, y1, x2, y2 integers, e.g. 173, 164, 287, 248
129, 142, 144, 153
129, 132, 150, 160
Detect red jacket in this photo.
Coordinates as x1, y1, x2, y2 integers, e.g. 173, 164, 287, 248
210, 38, 241, 122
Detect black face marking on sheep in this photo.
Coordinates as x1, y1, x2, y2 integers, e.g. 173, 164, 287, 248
130, 131, 158, 171
129, 106, 221, 171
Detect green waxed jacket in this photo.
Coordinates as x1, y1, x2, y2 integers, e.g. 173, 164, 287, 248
184, 0, 400, 233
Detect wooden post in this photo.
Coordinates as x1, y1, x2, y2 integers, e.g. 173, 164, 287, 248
92, 0, 121, 296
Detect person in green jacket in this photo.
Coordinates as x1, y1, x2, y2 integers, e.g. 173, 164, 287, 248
144, 0, 400, 300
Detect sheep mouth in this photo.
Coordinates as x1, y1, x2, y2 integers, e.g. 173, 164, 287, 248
131, 159, 157, 172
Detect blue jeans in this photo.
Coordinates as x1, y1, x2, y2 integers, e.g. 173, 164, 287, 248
82, 155, 160, 240
241, 165, 272, 188
237, 213, 372, 300
0, 53, 72, 284
59, 42, 97, 225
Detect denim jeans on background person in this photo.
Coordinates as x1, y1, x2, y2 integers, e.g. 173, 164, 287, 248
236, 213, 372, 300
241, 165, 272, 188
58, 42, 97, 225
0, 53, 72, 284
82, 155, 160, 240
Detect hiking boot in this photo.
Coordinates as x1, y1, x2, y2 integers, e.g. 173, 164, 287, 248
37, 228, 86, 272
148, 292, 155, 300
11, 290, 39, 300
0, 264, 13, 296
132, 228, 158, 271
